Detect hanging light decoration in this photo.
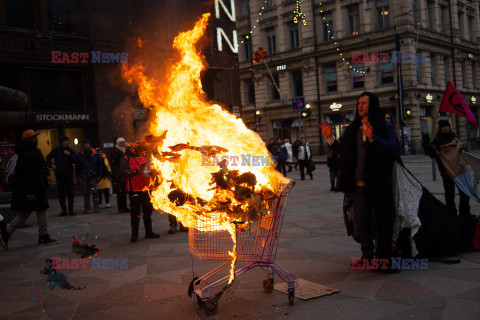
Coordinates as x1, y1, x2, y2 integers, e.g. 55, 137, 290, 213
293, 0, 308, 26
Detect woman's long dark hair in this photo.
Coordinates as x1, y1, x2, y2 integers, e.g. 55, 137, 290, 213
350, 92, 389, 140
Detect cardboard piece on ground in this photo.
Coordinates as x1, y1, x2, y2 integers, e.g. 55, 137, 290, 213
274, 278, 339, 300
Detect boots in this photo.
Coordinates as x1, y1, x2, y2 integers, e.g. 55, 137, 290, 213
0, 229, 10, 250
38, 234, 59, 246
144, 217, 159, 239
131, 225, 139, 243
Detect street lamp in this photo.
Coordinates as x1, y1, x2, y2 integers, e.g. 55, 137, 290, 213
426, 93, 433, 103
306, 104, 311, 109
255, 110, 261, 115
472, 96, 477, 104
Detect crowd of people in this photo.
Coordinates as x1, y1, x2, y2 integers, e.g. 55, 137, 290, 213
0, 133, 187, 250
267, 137, 314, 180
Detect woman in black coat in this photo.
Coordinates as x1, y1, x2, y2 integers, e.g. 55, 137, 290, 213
1, 130, 58, 249
110, 138, 129, 213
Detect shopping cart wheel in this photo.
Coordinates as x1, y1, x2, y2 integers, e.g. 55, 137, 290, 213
288, 292, 294, 305
262, 278, 274, 293
203, 299, 218, 315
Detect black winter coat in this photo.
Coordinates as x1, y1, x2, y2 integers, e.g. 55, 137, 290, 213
11, 140, 50, 212
110, 147, 127, 194
46, 146, 76, 178
76, 148, 102, 180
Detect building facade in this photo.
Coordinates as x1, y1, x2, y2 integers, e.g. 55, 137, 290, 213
236, 0, 480, 154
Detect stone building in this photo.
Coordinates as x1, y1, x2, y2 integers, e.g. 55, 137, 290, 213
236, 0, 480, 154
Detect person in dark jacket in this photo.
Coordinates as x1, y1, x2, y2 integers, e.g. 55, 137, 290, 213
46, 136, 76, 216
297, 138, 313, 180
320, 92, 397, 272
422, 132, 430, 156
429, 120, 471, 216
76, 139, 102, 214
0, 130, 59, 249
110, 138, 129, 213
327, 139, 341, 191
276, 138, 288, 176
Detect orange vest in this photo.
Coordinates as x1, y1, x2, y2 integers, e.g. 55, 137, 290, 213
126, 156, 151, 192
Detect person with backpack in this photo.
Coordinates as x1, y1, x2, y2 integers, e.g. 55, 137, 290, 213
76, 140, 102, 214
97, 149, 112, 209
0, 130, 59, 249
46, 136, 76, 216
120, 146, 160, 242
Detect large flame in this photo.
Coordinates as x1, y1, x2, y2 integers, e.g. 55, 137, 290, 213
123, 13, 289, 284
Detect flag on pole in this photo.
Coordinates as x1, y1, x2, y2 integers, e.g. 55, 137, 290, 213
439, 81, 478, 128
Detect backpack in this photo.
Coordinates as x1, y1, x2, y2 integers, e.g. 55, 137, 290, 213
100, 157, 111, 178
3, 154, 18, 190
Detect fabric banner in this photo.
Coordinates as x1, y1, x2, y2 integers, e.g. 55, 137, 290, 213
439, 81, 478, 128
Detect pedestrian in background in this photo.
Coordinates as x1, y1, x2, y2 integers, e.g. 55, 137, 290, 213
111, 138, 129, 213
422, 132, 430, 156
284, 138, 293, 172
327, 138, 341, 191
429, 120, 471, 217
0, 130, 59, 249
276, 138, 288, 176
292, 139, 301, 170
297, 137, 313, 180
46, 136, 76, 216
120, 146, 160, 242
76, 140, 102, 214
97, 149, 112, 209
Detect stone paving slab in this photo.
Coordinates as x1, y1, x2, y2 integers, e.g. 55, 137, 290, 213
0, 154, 479, 319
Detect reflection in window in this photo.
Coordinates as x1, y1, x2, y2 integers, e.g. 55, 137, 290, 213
269, 74, 280, 101
351, 63, 364, 89
348, 4, 360, 36
376, 0, 390, 29
322, 11, 334, 42
379, 56, 394, 85
289, 22, 300, 49
291, 70, 303, 97
266, 27, 276, 54
325, 65, 337, 93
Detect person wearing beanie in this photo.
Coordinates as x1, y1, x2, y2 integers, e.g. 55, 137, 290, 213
429, 120, 471, 216
110, 137, 129, 213
46, 136, 77, 216
1, 130, 59, 249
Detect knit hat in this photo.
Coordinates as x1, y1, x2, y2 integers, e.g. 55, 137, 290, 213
438, 120, 451, 128
116, 137, 126, 145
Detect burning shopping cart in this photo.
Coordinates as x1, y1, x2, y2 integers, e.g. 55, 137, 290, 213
188, 181, 297, 315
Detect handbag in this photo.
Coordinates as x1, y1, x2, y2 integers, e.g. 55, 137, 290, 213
308, 159, 316, 172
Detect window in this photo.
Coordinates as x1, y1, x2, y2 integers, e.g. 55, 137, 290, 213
7, 0, 34, 29
291, 70, 303, 97
29, 70, 85, 111
244, 38, 252, 61
444, 56, 449, 84
376, 0, 390, 29
322, 11, 334, 42
472, 61, 477, 89
462, 61, 467, 87
416, 57, 422, 83
289, 22, 300, 50
441, 6, 448, 34
268, 74, 280, 101
266, 28, 276, 54
239, 0, 250, 17
458, 12, 464, 38
412, 0, 418, 25
348, 4, 360, 36
379, 56, 394, 85
245, 80, 255, 105
351, 63, 364, 89
427, 1, 434, 30
468, 16, 474, 41
430, 54, 436, 85
325, 65, 337, 93
48, 0, 73, 33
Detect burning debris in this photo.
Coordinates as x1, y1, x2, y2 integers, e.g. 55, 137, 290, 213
72, 236, 100, 258
39, 260, 85, 291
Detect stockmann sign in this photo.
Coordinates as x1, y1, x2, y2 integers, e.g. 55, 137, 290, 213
35, 114, 90, 121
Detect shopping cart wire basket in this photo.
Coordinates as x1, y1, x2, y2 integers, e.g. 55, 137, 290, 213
188, 180, 297, 315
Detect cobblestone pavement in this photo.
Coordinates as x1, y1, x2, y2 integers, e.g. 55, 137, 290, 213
0, 154, 479, 319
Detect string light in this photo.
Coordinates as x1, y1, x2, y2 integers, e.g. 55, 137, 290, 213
293, 0, 308, 26
319, 2, 366, 74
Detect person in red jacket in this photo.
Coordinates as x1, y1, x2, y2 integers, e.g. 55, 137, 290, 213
120, 147, 160, 242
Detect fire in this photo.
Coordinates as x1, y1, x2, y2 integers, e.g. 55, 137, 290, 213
122, 13, 289, 284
